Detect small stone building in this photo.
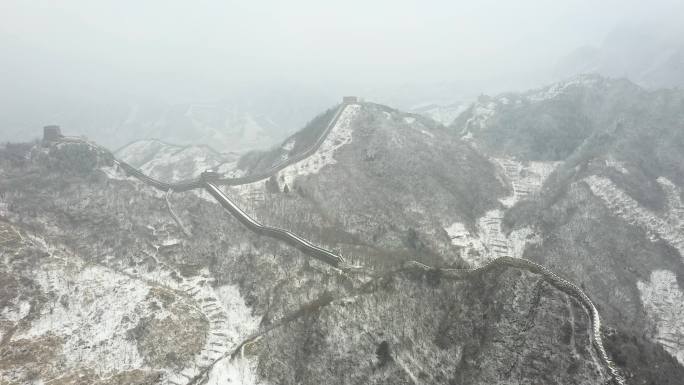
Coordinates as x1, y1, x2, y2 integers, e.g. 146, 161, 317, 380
43, 125, 62, 142
343, 96, 360, 104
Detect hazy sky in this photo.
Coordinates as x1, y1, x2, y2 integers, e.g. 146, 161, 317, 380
2, 0, 683, 94
1, 0, 683, 146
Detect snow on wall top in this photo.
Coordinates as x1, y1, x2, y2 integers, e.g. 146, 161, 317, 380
230, 104, 361, 199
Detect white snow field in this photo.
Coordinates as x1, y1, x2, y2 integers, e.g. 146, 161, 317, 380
585, 175, 684, 260
444, 158, 557, 267
638, 269, 684, 365
230, 104, 361, 203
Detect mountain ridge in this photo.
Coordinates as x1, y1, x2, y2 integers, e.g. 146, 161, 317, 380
2, 78, 683, 384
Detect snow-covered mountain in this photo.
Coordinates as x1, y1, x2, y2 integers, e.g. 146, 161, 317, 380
2, 79, 684, 384
408, 101, 470, 125
116, 139, 239, 182
453, 75, 684, 382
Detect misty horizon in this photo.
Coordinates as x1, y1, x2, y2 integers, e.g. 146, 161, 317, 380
2, 0, 684, 148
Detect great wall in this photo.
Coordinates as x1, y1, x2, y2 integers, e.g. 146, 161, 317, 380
44, 97, 625, 385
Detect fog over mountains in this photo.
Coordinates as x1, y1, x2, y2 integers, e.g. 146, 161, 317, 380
3, 1, 684, 152
555, 22, 684, 90
1, 1, 684, 385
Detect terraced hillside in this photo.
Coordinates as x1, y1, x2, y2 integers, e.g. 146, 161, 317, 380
454, 75, 684, 383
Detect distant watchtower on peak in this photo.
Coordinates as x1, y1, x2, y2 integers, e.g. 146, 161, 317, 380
343, 96, 361, 104
43, 125, 63, 143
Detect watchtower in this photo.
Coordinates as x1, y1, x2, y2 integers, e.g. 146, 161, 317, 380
43, 125, 62, 142
343, 96, 359, 104
201, 169, 221, 181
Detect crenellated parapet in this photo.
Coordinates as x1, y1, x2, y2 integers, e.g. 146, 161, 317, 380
42, 125, 63, 145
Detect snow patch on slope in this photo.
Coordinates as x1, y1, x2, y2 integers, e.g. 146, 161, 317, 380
118, 260, 258, 384
99, 163, 168, 199
444, 223, 469, 247
278, 104, 360, 186
419, 129, 434, 139
18, 260, 149, 374
585, 175, 684, 261
139, 146, 216, 177
410, 102, 469, 125
200, 287, 261, 385
115, 139, 167, 167
206, 355, 266, 385
464, 102, 497, 133
231, 104, 361, 202
0, 300, 30, 322
100, 164, 131, 181
459, 95, 518, 138
444, 158, 555, 267
605, 157, 629, 174
445, 213, 541, 267
637, 269, 684, 365
494, 158, 560, 207
475, 210, 536, 265
527, 75, 602, 102
12, 229, 260, 383
214, 285, 260, 345
460, 75, 603, 136
281, 138, 296, 152
116, 140, 238, 182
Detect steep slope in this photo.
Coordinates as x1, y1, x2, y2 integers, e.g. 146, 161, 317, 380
452, 75, 684, 383
0, 140, 618, 385
116, 139, 239, 182
409, 101, 470, 126
453, 75, 646, 161
6, 86, 680, 383
234, 106, 341, 177
258, 264, 612, 385
222, 102, 508, 268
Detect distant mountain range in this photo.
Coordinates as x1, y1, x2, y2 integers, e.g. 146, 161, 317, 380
1, 87, 338, 154
555, 24, 684, 90
115, 139, 239, 182
453, 75, 684, 379
122, 75, 684, 383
